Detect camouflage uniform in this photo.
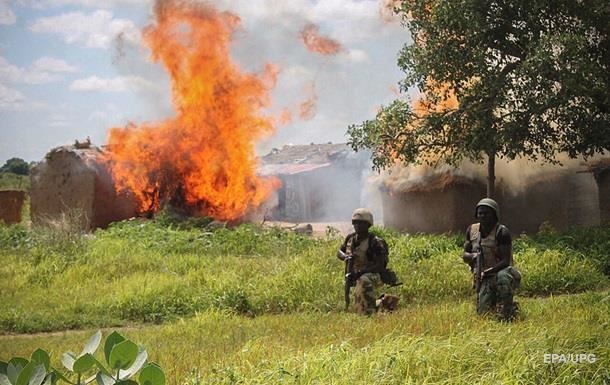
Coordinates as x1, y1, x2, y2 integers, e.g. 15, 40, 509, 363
465, 223, 520, 315
463, 199, 521, 320
340, 232, 388, 315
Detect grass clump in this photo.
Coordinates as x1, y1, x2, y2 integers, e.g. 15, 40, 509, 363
1, 291, 609, 385
0, 220, 609, 333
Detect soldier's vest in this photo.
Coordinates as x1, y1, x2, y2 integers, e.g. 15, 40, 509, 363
346, 235, 369, 271
470, 223, 513, 271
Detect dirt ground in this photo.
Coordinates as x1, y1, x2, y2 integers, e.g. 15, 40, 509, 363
263, 221, 353, 237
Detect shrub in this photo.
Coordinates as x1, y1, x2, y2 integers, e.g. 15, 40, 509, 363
0, 331, 164, 385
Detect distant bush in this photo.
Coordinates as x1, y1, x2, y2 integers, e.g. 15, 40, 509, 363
0, 157, 30, 176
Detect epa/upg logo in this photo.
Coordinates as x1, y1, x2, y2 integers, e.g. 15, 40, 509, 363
543, 353, 597, 364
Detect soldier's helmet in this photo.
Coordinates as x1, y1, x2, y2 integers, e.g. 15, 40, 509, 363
475, 198, 499, 220
352, 208, 374, 226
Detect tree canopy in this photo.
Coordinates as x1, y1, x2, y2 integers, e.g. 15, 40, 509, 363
0, 157, 30, 176
348, 0, 609, 196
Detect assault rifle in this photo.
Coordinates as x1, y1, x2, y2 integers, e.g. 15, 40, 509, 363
339, 250, 355, 310
474, 249, 483, 293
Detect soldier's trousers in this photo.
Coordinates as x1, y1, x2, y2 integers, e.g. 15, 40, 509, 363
355, 272, 382, 315
477, 266, 521, 317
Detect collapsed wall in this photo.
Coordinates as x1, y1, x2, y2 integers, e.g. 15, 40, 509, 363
30, 145, 138, 230
0, 190, 26, 225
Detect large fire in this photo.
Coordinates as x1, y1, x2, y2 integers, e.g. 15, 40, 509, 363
106, 1, 280, 220
299, 23, 341, 55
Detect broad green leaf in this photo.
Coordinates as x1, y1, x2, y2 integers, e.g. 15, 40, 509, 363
0, 373, 11, 385
138, 364, 165, 385
61, 353, 76, 372
16, 362, 43, 385
30, 351, 50, 371
7, 358, 27, 382
8, 360, 27, 371
26, 365, 46, 385
80, 331, 102, 357
84, 356, 110, 379
73, 355, 95, 374
7, 362, 25, 385
103, 333, 125, 365
118, 349, 147, 380
95, 373, 114, 385
0, 362, 7, 376
108, 341, 138, 370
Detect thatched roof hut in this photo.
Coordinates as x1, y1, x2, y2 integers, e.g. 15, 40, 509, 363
381, 171, 486, 234
30, 144, 137, 230
381, 168, 600, 234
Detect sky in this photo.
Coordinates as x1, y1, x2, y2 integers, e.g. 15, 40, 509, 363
0, 0, 410, 165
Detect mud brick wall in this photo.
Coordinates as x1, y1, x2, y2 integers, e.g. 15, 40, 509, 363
0, 190, 26, 225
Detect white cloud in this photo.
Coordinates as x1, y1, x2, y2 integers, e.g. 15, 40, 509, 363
0, 83, 25, 110
344, 49, 369, 63
18, 0, 151, 9
70, 75, 155, 92
33, 57, 78, 73
29, 10, 141, 49
212, 0, 398, 44
0, 56, 77, 85
0, 0, 16, 25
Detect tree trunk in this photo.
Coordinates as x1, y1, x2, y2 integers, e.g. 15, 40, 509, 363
487, 151, 495, 198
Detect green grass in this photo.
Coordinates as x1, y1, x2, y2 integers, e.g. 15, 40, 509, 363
1, 220, 609, 384
0, 220, 609, 333
0, 172, 29, 191
1, 291, 609, 384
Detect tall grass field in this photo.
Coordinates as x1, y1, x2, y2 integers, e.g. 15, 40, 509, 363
1, 217, 609, 384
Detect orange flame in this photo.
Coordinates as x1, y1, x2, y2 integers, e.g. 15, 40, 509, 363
299, 23, 341, 55
413, 80, 459, 116
299, 82, 317, 120
106, 1, 279, 220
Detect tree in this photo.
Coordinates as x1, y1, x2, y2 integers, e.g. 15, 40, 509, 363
348, 0, 609, 197
0, 157, 30, 176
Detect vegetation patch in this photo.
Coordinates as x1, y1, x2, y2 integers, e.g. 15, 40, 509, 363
0, 221, 609, 333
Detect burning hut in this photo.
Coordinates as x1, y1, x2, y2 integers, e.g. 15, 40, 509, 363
259, 143, 369, 222
499, 170, 600, 233
0, 190, 26, 225
381, 171, 486, 233
382, 167, 601, 234
30, 143, 138, 230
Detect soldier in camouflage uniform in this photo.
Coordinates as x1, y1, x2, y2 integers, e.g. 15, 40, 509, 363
463, 198, 521, 321
337, 208, 389, 315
